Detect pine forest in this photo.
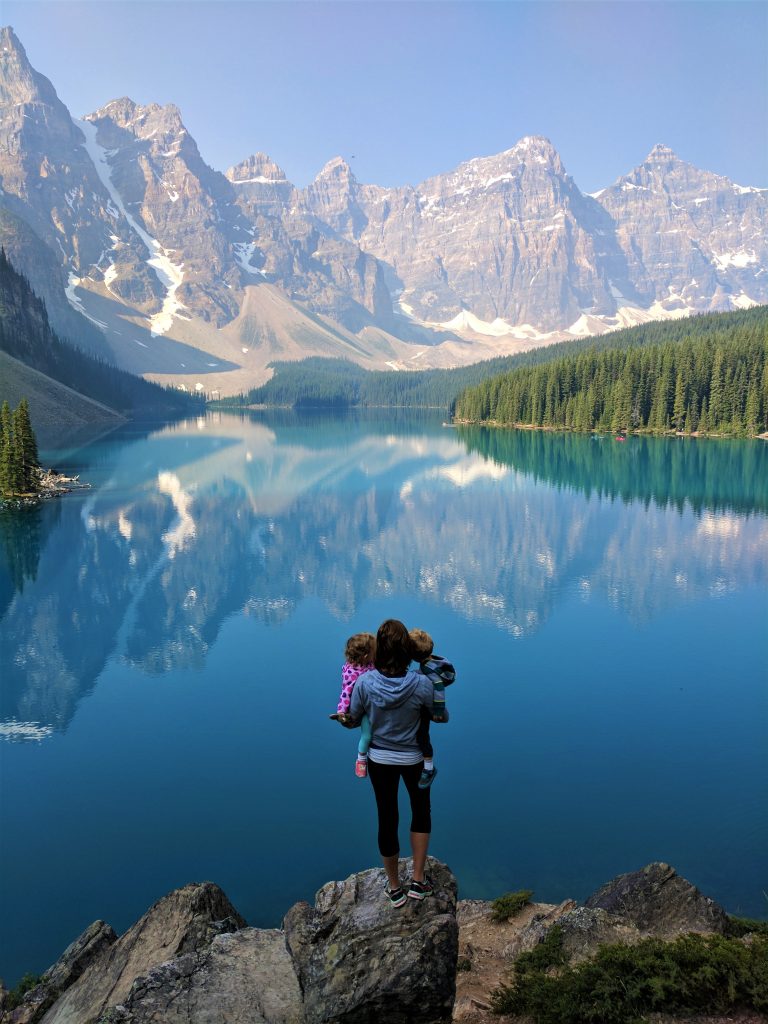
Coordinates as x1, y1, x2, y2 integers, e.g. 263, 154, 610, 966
454, 308, 768, 437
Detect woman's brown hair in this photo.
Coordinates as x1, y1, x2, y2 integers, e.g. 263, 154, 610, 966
374, 619, 412, 677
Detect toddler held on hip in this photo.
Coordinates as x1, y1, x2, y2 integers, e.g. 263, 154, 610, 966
329, 632, 376, 777
409, 628, 456, 789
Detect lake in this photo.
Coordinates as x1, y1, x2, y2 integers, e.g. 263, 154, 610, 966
1, 412, 766, 985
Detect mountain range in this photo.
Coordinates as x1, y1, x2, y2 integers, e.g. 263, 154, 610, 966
1, 25, 766, 395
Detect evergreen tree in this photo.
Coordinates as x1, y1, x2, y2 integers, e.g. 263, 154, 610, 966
672, 371, 687, 431
0, 400, 20, 496
13, 398, 39, 491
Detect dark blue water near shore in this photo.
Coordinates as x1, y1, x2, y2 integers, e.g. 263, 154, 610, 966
1, 413, 766, 984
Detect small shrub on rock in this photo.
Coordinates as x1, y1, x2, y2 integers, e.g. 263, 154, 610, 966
4, 972, 42, 1011
491, 932, 768, 1023
491, 889, 533, 922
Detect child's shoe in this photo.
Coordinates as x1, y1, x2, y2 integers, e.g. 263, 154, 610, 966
418, 766, 437, 789
355, 758, 368, 778
408, 876, 434, 900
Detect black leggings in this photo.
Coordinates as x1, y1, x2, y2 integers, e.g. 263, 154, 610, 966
367, 758, 431, 858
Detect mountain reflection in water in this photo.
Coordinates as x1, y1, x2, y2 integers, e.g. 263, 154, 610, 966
1, 412, 767, 988
0, 413, 766, 738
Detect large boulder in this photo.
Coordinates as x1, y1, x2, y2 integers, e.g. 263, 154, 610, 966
285, 857, 458, 1024
96, 929, 302, 1024
1, 922, 116, 1024
584, 862, 729, 938
40, 882, 245, 1024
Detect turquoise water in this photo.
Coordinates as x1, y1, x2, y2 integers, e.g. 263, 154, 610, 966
1, 412, 766, 984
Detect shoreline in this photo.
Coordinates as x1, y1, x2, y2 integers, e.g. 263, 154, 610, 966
0, 470, 90, 509
452, 419, 767, 440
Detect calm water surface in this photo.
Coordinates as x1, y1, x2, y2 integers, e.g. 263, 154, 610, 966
1, 413, 766, 983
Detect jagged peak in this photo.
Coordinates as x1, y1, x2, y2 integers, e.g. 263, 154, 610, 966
315, 156, 357, 182
645, 143, 682, 163
508, 134, 558, 157
226, 153, 290, 184
87, 96, 139, 121
420, 135, 566, 195
0, 24, 25, 54
86, 98, 186, 139
0, 25, 69, 113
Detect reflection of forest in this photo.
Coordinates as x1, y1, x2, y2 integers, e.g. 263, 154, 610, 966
1, 416, 766, 738
0, 503, 57, 620
458, 427, 768, 515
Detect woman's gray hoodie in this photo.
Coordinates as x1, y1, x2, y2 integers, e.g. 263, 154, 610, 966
348, 669, 447, 754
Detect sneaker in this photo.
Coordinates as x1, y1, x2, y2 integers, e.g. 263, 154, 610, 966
418, 767, 438, 789
355, 758, 368, 778
408, 877, 434, 901
385, 884, 407, 908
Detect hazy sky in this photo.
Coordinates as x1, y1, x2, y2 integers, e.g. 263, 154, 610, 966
6, 1, 767, 192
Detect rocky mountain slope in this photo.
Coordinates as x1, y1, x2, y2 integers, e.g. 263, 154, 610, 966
1, 25, 765, 396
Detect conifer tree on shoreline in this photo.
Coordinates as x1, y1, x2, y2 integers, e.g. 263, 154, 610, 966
0, 398, 41, 496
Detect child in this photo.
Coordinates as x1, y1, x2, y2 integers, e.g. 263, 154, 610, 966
409, 628, 456, 789
330, 632, 376, 777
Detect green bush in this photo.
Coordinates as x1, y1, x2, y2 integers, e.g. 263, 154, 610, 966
491, 889, 534, 922
4, 972, 42, 1010
491, 933, 768, 1024
726, 914, 768, 938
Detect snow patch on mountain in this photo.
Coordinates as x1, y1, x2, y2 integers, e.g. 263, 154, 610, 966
76, 117, 185, 336
103, 263, 118, 293
711, 249, 758, 270
731, 293, 759, 309
439, 309, 518, 337
232, 175, 289, 185
234, 241, 265, 276
65, 272, 108, 328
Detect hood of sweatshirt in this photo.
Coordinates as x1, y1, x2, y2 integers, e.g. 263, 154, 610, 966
363, 669, 422, 709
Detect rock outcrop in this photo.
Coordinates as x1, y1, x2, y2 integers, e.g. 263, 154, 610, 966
3, 861, 755, 1024
491, 862, 729, 970
39, 882, 245, 1024
584, 860, 729, 938
285, 858, 458, 1024
95, 930, 303, 1024
1, 921, 116, 1024
4, 861, 457, 1024
453, 864, 740, 1024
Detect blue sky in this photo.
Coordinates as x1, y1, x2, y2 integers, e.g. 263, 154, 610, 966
6, 1, 767, 192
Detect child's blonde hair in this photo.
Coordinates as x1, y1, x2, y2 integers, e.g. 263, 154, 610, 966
409, 628, 434, 661
345, 632, 376, 667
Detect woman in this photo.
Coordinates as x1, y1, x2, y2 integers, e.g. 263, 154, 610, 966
348, 618, 448, 907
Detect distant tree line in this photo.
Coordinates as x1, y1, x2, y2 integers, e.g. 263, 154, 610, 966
457, 425, 768, 517
214, 355, 526, 411
0, 248, 204, 419
0, 398, 40, 496
212, 306, 768, 415
455, 309, 768, 437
